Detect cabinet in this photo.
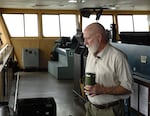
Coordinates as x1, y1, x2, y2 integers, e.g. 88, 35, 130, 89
22, 48, 39, 69
48, 48, 74, 80
130, 75, 150, 116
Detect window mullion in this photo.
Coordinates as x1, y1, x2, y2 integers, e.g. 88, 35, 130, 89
23, 14, 25, 37
58, 14, 61, 37
132, 15, 135, 32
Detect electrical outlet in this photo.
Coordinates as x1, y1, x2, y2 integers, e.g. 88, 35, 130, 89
140, 55, 147, 64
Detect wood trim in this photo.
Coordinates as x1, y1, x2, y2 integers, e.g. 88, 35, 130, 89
0, 8, 150, 15
0, 8, 79, 14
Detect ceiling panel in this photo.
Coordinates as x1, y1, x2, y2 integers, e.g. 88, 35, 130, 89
0, 0, 149, 10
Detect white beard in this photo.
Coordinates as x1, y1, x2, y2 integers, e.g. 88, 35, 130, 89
88, 40, 99, 54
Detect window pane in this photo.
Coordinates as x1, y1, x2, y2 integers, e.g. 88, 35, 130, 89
24, 14, 38, 36
118, 15, 134, 33
60, 14, 76, 37
42, 15, 60, 37
82, 15, 97, 30
82, 15, 113, 30
98, 15, 113, 30
3, 14, 24, 37
133, 15, 149, 31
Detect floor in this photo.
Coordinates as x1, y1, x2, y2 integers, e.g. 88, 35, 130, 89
17, 71, 85, 116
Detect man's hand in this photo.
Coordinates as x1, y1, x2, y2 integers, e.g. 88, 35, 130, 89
84, 83, 131, 97
84, 84, 105, 97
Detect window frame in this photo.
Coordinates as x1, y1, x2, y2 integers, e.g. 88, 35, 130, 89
42, 14, 77, 38
117, 14, 149, 33
2, 13, 39, 37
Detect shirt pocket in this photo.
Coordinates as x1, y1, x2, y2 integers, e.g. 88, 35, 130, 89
95, 62, 118, 87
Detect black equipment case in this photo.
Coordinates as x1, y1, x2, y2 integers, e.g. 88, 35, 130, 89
16, 97, 56, 116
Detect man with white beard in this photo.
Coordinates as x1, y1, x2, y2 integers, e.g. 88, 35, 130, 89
83, 22, 133, 116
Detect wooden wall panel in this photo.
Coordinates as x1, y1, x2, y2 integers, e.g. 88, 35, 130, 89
39, 39, 55, 69
11, 38, 56, 69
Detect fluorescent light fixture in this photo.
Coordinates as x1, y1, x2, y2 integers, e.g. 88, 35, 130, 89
68, 0, 85, 3
68, 0, 77, 3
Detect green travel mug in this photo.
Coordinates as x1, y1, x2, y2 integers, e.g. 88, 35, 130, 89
85, 73, 96, 85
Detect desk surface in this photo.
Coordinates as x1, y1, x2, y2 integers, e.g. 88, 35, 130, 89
56, 47, 74, 55
133, 75, 150, 87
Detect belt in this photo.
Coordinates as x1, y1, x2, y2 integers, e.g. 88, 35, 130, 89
92, 100, 123, 109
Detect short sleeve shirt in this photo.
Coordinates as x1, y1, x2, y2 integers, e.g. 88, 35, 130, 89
85, 43, 133, 105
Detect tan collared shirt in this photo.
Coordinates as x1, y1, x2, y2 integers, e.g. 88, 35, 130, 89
85, 43, 133, 105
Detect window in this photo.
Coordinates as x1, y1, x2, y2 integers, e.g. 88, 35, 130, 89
3, 14, 38, 37
118, 15, 134, 32
118, 15, 149, 33
98, 15, 113, 30
82, 15, 113, 30
24, 14, 38, 37
3, 14, 24, 37
133, 15, 149, 31
42, 15, 60, 37
60, 14, 76, 37
42, 14, 77, 37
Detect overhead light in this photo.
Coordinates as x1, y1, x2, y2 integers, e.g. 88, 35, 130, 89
68, 0, 77, 3
110, 7, 116, 10
68, 0, 85, 3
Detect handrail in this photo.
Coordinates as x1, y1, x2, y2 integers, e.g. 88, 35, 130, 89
0, 44, 8, 54
0, 44, 13, 71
